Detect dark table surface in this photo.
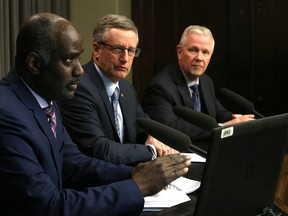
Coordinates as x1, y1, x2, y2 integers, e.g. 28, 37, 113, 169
140, 162, 288, 216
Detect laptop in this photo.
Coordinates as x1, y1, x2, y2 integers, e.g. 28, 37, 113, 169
152, 113, 288, 216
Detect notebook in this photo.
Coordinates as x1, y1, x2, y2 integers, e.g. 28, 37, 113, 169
153, 113, 288, 216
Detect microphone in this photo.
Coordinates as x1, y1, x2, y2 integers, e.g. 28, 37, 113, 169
219, 88, 265, 118
137, 118, 207, 158
173, 106, 217, 131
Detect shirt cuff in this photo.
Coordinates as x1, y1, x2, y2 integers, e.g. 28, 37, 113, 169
146, 144, 157, 160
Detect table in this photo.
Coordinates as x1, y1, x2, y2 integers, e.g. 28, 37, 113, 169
140, 162, 205, 216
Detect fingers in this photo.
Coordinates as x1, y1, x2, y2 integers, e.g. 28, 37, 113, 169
232, 114, 255, 120
155, 144, 179, 157
232, 114, 242, 118
227, 114, 256, 125
163, 154, 190, 183
168, 154, 191, 171
160, 145, 179, 156
132, 154, 190, 196
157, 153, 189, 164
145, 135, 179, 157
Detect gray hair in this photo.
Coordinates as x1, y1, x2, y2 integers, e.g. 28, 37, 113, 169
92, 14, 139, 44
179, 25, 215, 50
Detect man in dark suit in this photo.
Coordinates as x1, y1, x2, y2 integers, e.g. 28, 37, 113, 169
58, 14, 177, 166
143, 25, 254, 150
0, 12, 190, 216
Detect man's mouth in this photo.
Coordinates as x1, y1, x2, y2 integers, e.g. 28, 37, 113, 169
115, 66, 128, 71
68, 80, 80, 90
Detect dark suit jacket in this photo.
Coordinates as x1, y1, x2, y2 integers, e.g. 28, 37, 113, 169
143, 64, 233, 147
0, 69, 144, 216
58, 60, 152, 165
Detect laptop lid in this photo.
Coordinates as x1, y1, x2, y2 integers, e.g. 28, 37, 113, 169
194, 113, 288, 216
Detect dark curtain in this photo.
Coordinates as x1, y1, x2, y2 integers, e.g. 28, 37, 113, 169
0, 0, 70, 78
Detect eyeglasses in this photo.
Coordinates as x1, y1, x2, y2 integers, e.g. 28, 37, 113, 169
98, 41, 141, 57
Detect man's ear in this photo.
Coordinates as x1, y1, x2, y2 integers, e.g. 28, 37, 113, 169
93, 42, 101, 60
93, 42, 101, 52
27, 52, 42, 75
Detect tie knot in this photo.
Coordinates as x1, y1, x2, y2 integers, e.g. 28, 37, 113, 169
43, 105, 55, 119
190, 84, 199, 92
42, 104, 57, 138
111, 87, 120, 101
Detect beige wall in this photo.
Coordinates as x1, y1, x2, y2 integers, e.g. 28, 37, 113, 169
70, 0, 132, 82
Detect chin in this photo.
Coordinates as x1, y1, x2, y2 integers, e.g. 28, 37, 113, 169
192, 70, 204, 76
66, 93, 75, 100
60, 91, 75, 100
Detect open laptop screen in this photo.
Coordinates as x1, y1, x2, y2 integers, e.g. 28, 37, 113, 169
195, 113, 288, 216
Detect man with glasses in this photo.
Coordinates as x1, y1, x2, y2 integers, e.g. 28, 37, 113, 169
58, 14, 178, 166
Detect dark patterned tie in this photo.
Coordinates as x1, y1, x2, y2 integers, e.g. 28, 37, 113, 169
43, 104, 57, 138
111, 87, 121, 139
190, 84, 201, 112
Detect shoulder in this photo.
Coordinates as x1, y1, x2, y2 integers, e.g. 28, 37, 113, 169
156, 64, 179, 78
149, 64, 179, 84
200, 73, 214, 85
119, 79, 138, 96
78, 62, 104, 92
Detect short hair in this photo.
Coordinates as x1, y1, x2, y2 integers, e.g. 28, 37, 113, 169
179, 25, 215, 50
15, 13, 65, 69
92, 14, 139, 44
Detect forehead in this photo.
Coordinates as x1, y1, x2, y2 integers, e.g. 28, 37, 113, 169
106, 28, 138, 45
186, 32, 213, 49
54, 23, 83, 54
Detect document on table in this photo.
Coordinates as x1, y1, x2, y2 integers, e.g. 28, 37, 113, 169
181, 152, 206, 163
143, 177, 201, 211
171, 176, 201, 194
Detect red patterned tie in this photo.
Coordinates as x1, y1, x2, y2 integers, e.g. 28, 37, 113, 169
43, 105, 57, 138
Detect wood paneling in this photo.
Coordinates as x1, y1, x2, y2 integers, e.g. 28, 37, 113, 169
132, 0, 288, 115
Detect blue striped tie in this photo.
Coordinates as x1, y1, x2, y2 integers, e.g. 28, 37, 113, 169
190, 84, 201, 112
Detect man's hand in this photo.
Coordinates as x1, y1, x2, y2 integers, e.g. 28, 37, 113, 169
132, 154, 191, 196
145, 135, 179, 156
222, 114, 255, 126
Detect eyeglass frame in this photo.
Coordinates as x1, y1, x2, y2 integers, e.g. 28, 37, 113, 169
97, 41, 141, 57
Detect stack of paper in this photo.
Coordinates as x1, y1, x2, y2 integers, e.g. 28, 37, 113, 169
170, 176, 201, 194
143, 177, 201, 211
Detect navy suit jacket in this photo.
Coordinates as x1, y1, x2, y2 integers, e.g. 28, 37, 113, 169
0, 69, 144, 216
143, 64, 233, 143
58, 60, 152, 165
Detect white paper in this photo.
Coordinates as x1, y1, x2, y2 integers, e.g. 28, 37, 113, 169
170, 176, 201, 194
143, 177, 201, 211
143, 186, 190, 211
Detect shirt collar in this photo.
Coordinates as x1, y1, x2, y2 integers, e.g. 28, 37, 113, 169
180, 67, 199, 88
94, 62, 119, 98
21, 78, 51, 108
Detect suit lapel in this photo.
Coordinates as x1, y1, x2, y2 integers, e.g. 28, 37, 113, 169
6, 70, 62, 182
173, 67, 194, 108
199, 76, 214, 116
84, 61, 119, 138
